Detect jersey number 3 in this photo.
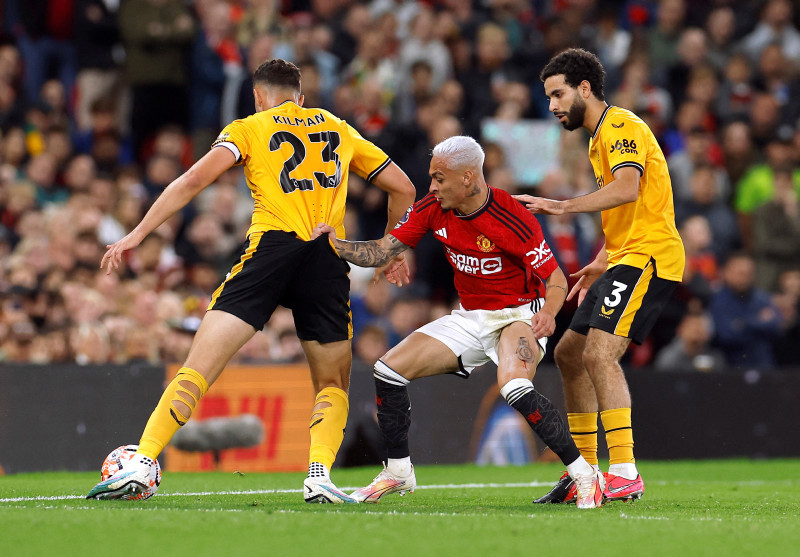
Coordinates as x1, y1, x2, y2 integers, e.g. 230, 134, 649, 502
269, 130, 342, 193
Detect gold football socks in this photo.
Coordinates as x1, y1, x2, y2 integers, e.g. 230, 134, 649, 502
568, 412, 599, 466
138, 367, 209, 459
601, 407, 635, 465
308, 387, 349, 470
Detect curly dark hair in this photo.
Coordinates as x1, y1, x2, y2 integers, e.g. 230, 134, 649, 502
540, 48, 606, 101
253, 59, 301, 91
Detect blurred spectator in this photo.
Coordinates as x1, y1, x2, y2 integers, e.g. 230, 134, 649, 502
675, 164, 740, 261
1, 126, 28, 170
647, 0, 687, 85
720, 120, 758, 185
273, 14, 339, 111
398, 7, 453, 92
385, 296, 428, 348
74, 0, 125, 132
716, 53, 755, 124
119, 0, 195, 159
233, 330, 275, 364
237, 0, 285, 48
668, 127, 728, 202
772, 269, 800, 367
43, 126, 74, 174
72, 96, 134, 170
735, 137, 800, 249
751, 166, 800, 292
748, 92, 784, 150
654, 312, 727, 373
0, 44, 24, 132
611, 51, 673, 137
14, 0, 78, 103
343, 28, 396, 113
26, 152, 66, 206
665, 27, 710, 107
353, 80, 391, 140
458, 22, 515, 136
330, 3, 371, 68
591, 4, 632, 88
62, 154, 96, 196
141, 153, 181, 201
679, 215, 719, 285
39, 79, 71, 130
353, 323, 390, 367
704, 6, 736, 71
661, 99, 713, 157
236, 34, 277, 118
709, 252, 782, 370
274, 329, 305, 363
350, 273, 393, 338
393, 60, 435, 125
191, 0, 245, 160
739, 0, 800, 63
161, 315, 198, 363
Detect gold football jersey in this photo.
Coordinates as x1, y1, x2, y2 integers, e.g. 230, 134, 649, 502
588, 106, 685, 281
213, 101, 390, 241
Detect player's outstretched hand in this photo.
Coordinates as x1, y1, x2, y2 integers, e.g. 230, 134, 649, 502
311, 223, 337, 240
512, 194, 565, 215
379, 254, 410, 287
100, 231, 143, 275
567, 259, 606, 305
531, 310, 556, 340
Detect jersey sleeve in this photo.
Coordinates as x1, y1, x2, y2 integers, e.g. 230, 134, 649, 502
341, 122, 391, 182
212, 119, 251, 165
522, 233, 559, 281
517, 212, 559, 282
603, 118, 647, 177
389, 196, 434, 248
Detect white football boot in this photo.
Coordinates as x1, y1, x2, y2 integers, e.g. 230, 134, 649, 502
572, 468, 606, 509
86, 454, 154, 500
303, 463, 357, 504
350, 464, 416, 503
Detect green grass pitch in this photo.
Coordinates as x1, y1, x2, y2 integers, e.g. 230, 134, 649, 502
1, 459, 798, 556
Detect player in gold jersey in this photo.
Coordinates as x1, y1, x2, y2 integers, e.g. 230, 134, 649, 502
516, 49, 685, 504
87, 59, 415, 503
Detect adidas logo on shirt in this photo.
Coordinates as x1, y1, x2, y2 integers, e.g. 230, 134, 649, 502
434, 228, 448, 238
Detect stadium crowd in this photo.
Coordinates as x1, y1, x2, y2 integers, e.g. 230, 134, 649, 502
0, 0, 799, 371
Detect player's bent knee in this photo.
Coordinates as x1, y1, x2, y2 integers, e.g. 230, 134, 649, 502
374, 359, 411, 386
581, 347, 610, 373
554, 342, 581, 372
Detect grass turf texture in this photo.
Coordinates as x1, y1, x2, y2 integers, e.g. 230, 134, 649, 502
1, 460, 798, 556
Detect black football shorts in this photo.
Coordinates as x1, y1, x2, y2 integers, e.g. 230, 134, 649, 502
208, 231, 352, 342
568, 258, 677, 345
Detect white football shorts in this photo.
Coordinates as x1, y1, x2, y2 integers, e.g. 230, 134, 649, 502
416, 301, 547, 375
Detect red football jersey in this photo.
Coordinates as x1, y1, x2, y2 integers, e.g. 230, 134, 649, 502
391, 186, 559, 310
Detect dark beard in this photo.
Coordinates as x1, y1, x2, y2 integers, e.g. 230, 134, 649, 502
561, 97, 586, 131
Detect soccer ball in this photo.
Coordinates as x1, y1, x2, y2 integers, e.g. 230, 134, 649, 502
100, 444, 162, 500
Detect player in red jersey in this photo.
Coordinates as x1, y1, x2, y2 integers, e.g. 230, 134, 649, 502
312, 136, 605, 509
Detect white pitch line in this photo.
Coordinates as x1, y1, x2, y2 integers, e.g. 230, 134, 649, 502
1, 481, 550, 503
1, 478, 792, 504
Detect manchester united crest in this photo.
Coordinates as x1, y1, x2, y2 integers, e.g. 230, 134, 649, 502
476, 234, 494, 252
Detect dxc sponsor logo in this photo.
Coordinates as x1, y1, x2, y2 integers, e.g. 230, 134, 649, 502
525, 240, 552, 268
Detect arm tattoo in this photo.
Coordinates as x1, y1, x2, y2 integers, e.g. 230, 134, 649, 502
549, 284, 567, 294
334, 235, 408, 267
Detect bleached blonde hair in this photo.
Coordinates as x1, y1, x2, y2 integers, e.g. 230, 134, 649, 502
432, 135, 485, 171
